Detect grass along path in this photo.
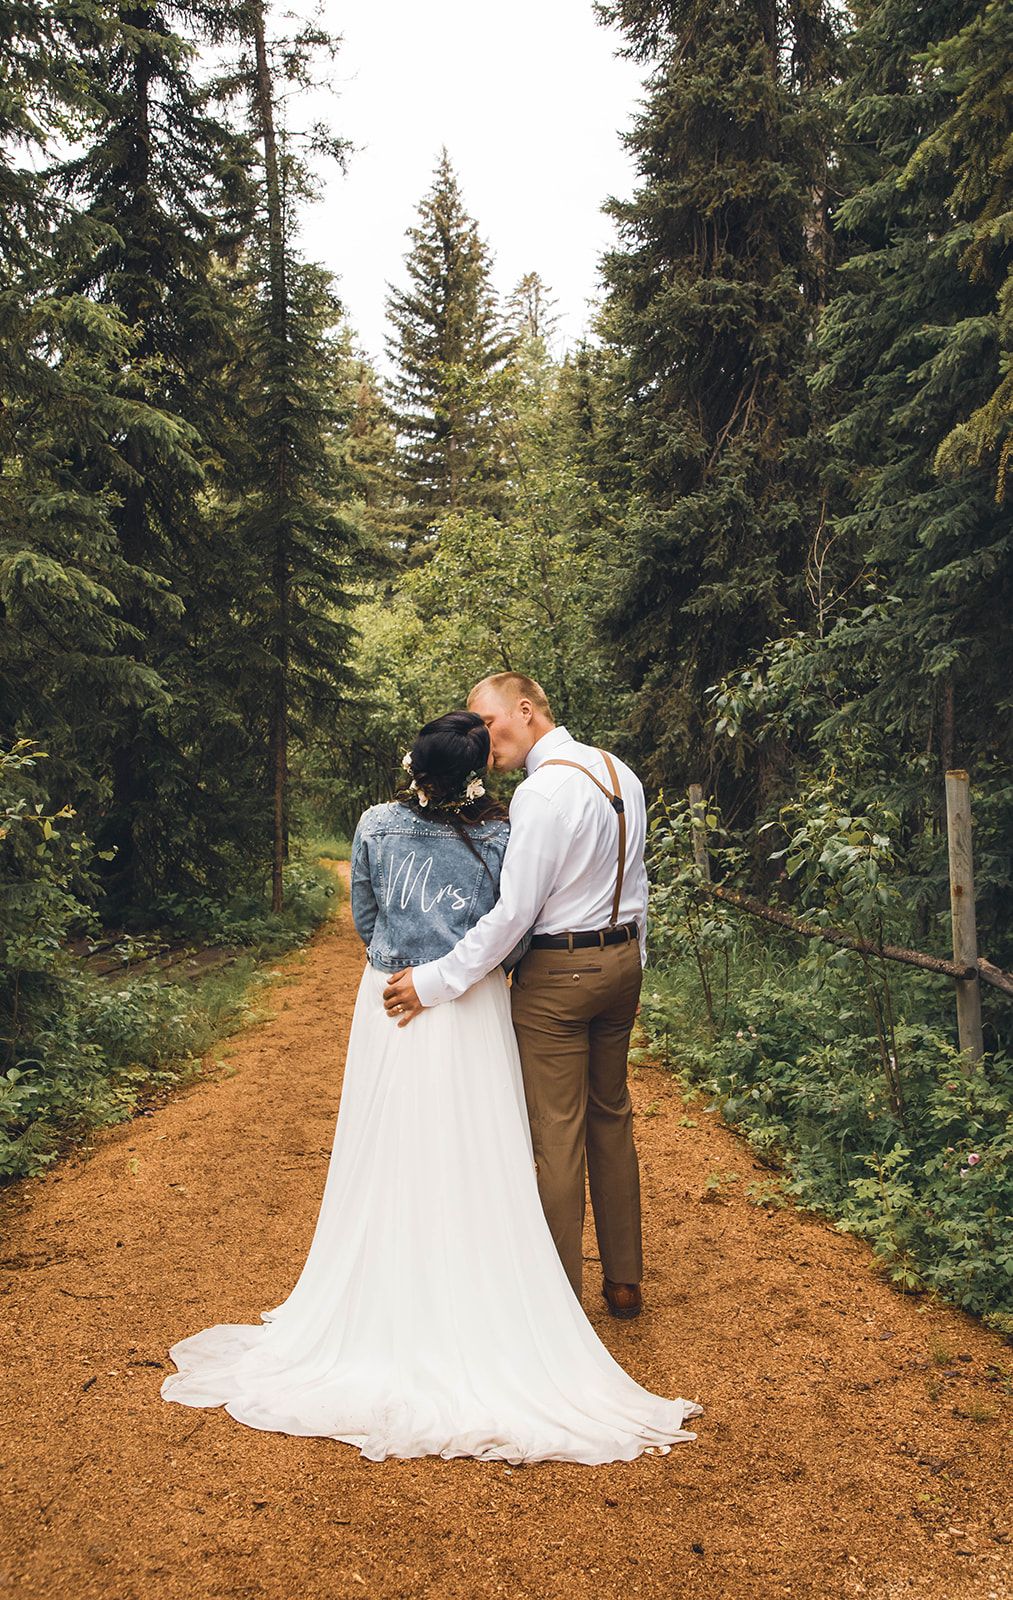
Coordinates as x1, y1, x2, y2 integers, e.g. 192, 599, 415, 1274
1, 864, 1011, 1599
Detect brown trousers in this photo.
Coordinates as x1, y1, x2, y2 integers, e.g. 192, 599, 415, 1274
510, 939, 643, 1299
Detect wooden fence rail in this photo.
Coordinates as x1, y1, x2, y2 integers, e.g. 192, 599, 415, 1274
686, 771, 1012, 1070
699, 882, 1013, 998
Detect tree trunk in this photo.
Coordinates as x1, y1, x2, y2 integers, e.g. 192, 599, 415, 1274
105, 7, 155, 908
250, 0, 290, 913
271, 676, 287, 915
251, 1, 287, 329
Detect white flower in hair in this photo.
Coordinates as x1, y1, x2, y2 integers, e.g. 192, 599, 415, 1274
464, 777, 486, 802
401, 751, 413, 772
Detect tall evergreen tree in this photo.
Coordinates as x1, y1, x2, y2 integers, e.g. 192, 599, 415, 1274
504, 272, 560, 346
909, 2, 1013, 500
0, 0, 205, 1067
0, 2, 178, 802
385, 152, 516, 553
44, 0, 261, 908
596, 0, 838, 809
230, 0, 370, 910
815, 0, 1012, 787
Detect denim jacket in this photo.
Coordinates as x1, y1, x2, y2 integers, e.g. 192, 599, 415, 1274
351, 801, 521, 972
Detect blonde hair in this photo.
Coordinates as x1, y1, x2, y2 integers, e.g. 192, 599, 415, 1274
467, 672, 554, 719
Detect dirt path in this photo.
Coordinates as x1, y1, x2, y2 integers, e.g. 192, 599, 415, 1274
2, 868, 1012, 1600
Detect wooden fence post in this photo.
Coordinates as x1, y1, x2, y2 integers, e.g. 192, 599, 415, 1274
945, 769, 983, 1067
688, 784, 711, 882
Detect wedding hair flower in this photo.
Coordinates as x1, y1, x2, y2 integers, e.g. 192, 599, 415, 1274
399, 742, 485, 814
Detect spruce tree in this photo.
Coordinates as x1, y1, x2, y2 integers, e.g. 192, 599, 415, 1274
911, 2, 1013, 499
596, 0, 838, 806
42, 0, 261, 909
385, 153, 517, 552
230, 0, 371, 910
0, 0, 203, 1067
815, 0, 1012, 787
0, 1, 177, 803
504, 272, 560, 346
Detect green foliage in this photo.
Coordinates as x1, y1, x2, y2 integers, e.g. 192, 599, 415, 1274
597, 0, 839, 807
0, 850, 335, 1179
770, 782, 902, 933
909, 1, 1013, 498
1, 742, 96, 1055
699, 1001, 1013, 1315
385, 152, 518, 552
707, 622, 1013, 983
15, 0, 267, 910
148, 859, 337, 947
0, 4, 185, 828
0, 963, 243, 1180
307, 311, 632, 837
646, 794, 745, 1034
814, 0, 1013, 815
643, 783, 1013, 1316
0, 2, 371, 922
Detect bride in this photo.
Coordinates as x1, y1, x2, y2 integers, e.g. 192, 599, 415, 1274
162, 711, 701, 1462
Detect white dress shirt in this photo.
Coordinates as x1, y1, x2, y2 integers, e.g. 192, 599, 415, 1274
412, 726, 649, 1008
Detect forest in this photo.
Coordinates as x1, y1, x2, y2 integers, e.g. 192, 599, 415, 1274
2, 0, 1012, 1319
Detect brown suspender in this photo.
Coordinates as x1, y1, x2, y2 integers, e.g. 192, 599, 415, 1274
539, 751, 627, 928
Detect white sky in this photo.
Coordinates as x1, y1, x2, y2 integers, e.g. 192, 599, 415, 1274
292, 0, 646, 371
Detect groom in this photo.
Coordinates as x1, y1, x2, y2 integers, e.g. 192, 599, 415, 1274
382, 672, 648, 1318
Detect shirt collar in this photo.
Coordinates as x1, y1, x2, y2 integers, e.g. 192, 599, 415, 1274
525, 725, 572, 774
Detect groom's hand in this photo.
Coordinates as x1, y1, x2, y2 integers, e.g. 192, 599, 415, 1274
383, 969, 424, 1026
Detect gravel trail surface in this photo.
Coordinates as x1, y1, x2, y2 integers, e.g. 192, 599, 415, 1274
2, 864, 1011, 1599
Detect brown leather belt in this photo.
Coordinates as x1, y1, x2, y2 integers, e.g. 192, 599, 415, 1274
530, 923, 638, 951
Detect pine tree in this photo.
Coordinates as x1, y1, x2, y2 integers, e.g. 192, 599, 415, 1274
385, 152, 517, 552
596, 0, 839, 807
815, 0, 1013, 788
0, 2, 179, 802
504, 272, 560, 346
231, 0, 372, 910
0, 1, 208, 1067
911, 2, 1013, 499
41, 0, 262, 909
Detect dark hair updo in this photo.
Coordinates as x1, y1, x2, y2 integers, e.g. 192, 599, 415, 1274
400, 711, 507, 842
408, 709, 490, 803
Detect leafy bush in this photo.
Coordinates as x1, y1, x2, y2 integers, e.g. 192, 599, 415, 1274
642, 785, 1013, 1319
0, 960, 263, 1179
147, 858, 338, 947
1, 747, 339, 1180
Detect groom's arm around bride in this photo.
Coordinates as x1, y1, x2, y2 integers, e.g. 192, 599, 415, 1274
383, 672, 649, 1313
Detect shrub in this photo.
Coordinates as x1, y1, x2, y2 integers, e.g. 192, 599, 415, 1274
642, 785, 1013, 1318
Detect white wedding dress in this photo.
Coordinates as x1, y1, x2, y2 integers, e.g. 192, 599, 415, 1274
162, 965, 701, 1462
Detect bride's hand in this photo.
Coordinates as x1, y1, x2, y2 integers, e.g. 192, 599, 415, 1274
382, 969, 423, 1026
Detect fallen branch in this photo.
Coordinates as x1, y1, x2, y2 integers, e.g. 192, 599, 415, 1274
978, 957, 1013, 998
702, 884, 978, 981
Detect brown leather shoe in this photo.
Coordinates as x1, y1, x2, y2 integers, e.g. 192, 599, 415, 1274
602, 1278, 642, 1319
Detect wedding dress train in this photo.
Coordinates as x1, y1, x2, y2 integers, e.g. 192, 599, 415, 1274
162, 966, 701, 1462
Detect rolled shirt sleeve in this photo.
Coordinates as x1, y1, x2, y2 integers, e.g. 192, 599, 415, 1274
412, 787, 568, 1007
